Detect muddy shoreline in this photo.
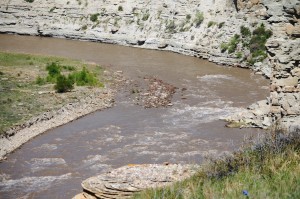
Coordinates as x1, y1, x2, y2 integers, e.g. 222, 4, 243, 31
0, 87, 115, 161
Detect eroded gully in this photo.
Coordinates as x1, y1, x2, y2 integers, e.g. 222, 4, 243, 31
0, 34, 269, 199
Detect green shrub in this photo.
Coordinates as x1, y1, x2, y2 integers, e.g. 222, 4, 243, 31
118, 5, 123, 11
90, 13, 99, 22
50, 7, 56, 12
46, 62, 61, 82
76, 0, 82, 5
240, 25, 251, 37
70, 67, 99, 86
166, 20, 176, 33
54, 74, 74, 93
220, 43, 228, 52
208, 21, 217, 28
81, 25, 88, 30
142, 12, 150, 21
186, 14, 191, 21
248, 23, 272, 64
62, 65, 76, 71
220, 23, 272, 65
221, 34, 240, 54
24, 0, 34, 3
0, 71, 4, 75
218, 22, 225, 29
236, 52, 243, 59
35, 76, 46, 85
194, 11, 204, 27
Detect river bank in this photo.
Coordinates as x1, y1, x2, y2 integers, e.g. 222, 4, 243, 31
1, 0, 299, 130
0, 34, 270, 199
0, 52, 122, 160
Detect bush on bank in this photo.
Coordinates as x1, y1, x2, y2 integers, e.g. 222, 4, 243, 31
0, 52, 105, 134
133, 128, 300, 199
221, 23, 273, 66
37, 62, 102, 92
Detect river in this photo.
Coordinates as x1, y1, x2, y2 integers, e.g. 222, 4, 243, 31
0, 34, 269, 198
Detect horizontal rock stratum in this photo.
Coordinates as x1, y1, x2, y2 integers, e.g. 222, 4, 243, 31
0, 0, 299, 129
73, 164, 198, 199
0, 0, 282, 76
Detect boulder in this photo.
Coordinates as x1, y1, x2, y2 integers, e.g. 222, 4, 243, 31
76, 164, 198, 199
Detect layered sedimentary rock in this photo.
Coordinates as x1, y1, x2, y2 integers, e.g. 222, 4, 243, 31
0, 0, 299, 125
0, 0, 275, 75
73, 164, 198, 199
224, 0, 300, 129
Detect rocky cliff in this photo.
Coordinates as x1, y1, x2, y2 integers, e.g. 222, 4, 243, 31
0, 0, 299, 128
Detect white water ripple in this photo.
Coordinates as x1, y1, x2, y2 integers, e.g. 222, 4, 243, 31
0, 173, 72, 192
197, 74, 236, 82
163, 104, 242, 127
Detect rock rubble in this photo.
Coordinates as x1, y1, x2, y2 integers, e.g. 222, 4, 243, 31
134, 77, 177, 108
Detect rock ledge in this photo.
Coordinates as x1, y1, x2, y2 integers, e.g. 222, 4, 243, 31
74, 164, 198, 199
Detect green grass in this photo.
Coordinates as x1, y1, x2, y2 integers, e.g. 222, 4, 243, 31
218, 22, 225, 29
166, 20, 176, 33
142, 11, 150, 21
207, 21, 217, 28
194, 11, 204, 27
0, 52, 86, 68
90, 13, 100, 22
221, 34, 240, 54
133, 130, 300, 199
0, 52, 105, 134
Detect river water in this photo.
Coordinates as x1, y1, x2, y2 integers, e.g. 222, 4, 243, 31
0, 34, 269, 198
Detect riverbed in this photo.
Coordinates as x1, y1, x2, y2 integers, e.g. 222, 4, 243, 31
0, 34, 269, 198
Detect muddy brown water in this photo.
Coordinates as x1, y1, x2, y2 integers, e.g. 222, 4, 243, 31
0, 34, 269, 199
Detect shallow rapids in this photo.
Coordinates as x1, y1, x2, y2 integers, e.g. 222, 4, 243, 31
0, 34, 269, 198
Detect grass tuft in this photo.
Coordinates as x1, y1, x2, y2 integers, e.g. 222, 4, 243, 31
194, 11, 204, 27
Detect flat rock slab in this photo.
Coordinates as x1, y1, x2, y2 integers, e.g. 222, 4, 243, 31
74, 164, 198, 199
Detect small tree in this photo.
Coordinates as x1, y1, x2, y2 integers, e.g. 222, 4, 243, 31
55, 74, 74, 93
46, 62, 61, 83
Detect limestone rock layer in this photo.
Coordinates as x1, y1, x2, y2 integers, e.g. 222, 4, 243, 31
73, 164, 198, 199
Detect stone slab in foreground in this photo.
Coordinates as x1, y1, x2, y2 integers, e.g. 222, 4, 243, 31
74, 164, 198, 199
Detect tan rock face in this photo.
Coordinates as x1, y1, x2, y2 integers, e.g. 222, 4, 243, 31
237, 0, 260, 10
286, 23, 295, 35
76, 164, 198, 199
